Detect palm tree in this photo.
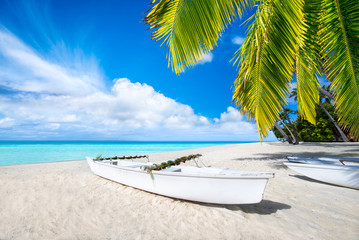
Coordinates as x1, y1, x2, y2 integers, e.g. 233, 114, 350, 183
273, 121, 294, 143
318, 86, 349, 141
144, 0, 359, 141
291, 87, 349, 141
280, 107, 300, 144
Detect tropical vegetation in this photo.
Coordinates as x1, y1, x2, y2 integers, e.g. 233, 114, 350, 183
95, 154, 203, 172
273, 86, 358, 142
96, 155, 149, 161
144, 0, 359, 141
148, 154, 202, 171
273, 104, 338, 142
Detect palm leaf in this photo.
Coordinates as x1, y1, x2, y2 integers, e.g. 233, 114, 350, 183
295, 0, 321, 124
320, 0, 359, 137
233, 0, 305, 140
296, 54, 320, 124
144, 0, 255, 75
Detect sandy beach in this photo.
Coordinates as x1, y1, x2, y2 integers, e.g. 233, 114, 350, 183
0, 142, 358, 240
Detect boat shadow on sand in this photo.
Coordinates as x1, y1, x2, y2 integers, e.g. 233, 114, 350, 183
199, 200, 291, 215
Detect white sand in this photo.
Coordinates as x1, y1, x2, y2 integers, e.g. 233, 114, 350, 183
0, 142, 358, 240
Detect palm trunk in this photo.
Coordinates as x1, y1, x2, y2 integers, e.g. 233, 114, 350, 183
274, 121, 293, 144
280, 119, 297, 144
282, 107, 300, 144
318, 87, 334, 100
318, 102, 349, 142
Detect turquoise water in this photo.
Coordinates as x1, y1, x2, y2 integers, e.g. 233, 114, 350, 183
0, 141, 254, 165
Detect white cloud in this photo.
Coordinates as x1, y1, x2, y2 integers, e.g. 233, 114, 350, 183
0, 117, 15, 128
0, 29, 104, 96
0, 78, 205, 132
214, 107, 255, 132
0, 79, 268, 140
232, 36, 245, 46
198, 52, 213, 65
45, 123, 61, 130
0, 29, 276, 141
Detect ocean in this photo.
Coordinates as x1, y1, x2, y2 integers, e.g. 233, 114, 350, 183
0, 141, 255, 165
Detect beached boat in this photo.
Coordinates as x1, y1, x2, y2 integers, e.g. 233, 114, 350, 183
284, 161, 359, 189
287, 156, 359, 166
87, 156, 274, 204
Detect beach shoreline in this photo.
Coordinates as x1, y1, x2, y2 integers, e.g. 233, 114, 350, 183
1, 142, 358, 239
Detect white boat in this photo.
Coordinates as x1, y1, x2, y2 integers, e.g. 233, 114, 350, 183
87, 157, 274, 204
284, 162, 359, 189
287, 156, 359, 166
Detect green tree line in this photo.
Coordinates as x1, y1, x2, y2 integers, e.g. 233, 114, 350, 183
273, 87, 357, 142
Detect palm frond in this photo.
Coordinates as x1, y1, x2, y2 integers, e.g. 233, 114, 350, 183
296, 54, 320, 124
320, 0, 359, 137
144, 0, 255, 74
295, 0, 322, 124
233, 0, 304, 140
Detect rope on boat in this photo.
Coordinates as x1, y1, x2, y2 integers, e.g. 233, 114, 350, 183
146, 154, 203, 172
339, 159, 359, 165
94, 154, 204, 172
95, 155, 149, 161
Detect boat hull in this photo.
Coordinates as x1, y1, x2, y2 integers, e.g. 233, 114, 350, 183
284, 162, 359, 189
87, 158, 273, 204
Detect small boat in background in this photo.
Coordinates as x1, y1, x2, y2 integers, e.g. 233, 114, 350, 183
87, 155, 274, 204
284, 161, 359, 189
287, 156, 359, 166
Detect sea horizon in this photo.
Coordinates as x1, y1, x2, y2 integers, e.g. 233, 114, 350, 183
0, 140, 271, 166
0, 140, 259, 143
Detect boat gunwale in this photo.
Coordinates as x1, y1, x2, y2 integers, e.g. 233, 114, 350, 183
88, 158, 274, 179
284, 162, 359, 170
287, 156, 359, 161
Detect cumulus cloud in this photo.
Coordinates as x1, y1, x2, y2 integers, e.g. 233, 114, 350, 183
0, 29, 276, 141
198, 52, 213, 65
1, 78, 269, 140
214, 107, 255, 132
1, 78, 263, 140
232, 36, 245, 46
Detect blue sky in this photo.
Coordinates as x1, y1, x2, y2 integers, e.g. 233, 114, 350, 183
0, 0, 278, 141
